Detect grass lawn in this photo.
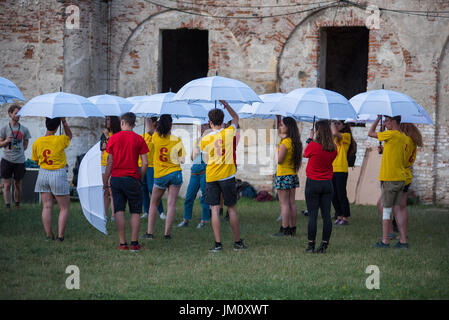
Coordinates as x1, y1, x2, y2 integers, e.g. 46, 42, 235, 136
0, 197, 448, 300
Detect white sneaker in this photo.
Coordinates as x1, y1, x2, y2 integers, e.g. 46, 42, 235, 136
160, 212, 166, 220
196, 222, 207, 229
276, 214, 282, 222
178, 220, 189, 228
140, 212, 148, 219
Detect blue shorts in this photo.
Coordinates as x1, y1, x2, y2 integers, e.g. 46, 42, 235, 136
154, 170, 183, 190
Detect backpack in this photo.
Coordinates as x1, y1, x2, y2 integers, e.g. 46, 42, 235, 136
347, 139, 357, 167
255, 191, 273, 202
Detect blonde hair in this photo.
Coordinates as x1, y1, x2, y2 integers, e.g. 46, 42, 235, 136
400, 123, 423, 147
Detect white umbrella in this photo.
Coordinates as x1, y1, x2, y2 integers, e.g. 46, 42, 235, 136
356, 112, 433, 125
88, 94, 133, 116
77, 141, 107, 235
126, 95, 151, 105
198, 101, 250, 123
239, 93, 287, 119
173, 117, 208, 125
351, 90, 425, 118
130, 92, 209, 119
172, 76, 262, 104
17, 92, 104, 118
271, 88, 357, 121
0, 76, 26, 102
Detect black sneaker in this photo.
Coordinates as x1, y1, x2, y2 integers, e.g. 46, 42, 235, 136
290, 226, 296, 236
141, 232, 154, 239
56, 236, 64, 242
305, 241, 315, 253
163, 234, 172, 240
210, 242, 223, 252
301, 210, 309, 217
272, 226, 289, 237
373, 240, 390, 248
233, 240, 248, 251
316, 242, 328, 253
393, 241, 408, 250
45, 233, 55, 241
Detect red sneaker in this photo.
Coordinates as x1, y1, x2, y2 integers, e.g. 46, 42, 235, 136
118, 243, 129, 251
130, 243, 144, 252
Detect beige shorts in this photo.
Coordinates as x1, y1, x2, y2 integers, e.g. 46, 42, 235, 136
381, 181, 405, 208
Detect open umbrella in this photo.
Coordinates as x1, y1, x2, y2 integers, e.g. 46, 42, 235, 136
350, 90, 425, 118
88, 94, 133, 116
271, 88, 357, 121
17, 92, 104, 118
77, 141, 107, 235
126, 95, 151, 105
0, 76, 26, 102
239, 93, 287, 119
356, 112, 433, 125
130, 92, 209, 119
172, 76, 262, 104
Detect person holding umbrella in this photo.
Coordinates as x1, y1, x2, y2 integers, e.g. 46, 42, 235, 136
0, 104, 31, 211
141, 114, 186, 239
200, 101, 247, 252
32, 117, 72, 241
368, 115, 407, 249
272, 116, 302, 237
100, 116, 121, 221
330, 120, 355, 226
304, 120, 337, 253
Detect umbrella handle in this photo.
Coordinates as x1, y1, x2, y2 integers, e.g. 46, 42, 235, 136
378, 117, 383, 154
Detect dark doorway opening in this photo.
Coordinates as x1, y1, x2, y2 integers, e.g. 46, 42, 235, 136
162, 29, 209, 93
319, 27, 369, 99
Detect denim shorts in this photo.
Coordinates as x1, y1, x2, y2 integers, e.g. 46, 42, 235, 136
154, 170, 183, 190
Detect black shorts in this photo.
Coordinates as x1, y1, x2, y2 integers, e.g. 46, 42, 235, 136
403, 183, 411, 193
110, 176, 143, 214
205, 177, 237, 207
0, 158, 25, 180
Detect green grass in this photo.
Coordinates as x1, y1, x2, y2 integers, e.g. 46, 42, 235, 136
0, 198, 448, 300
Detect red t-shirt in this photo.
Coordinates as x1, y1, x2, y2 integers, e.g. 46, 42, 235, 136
304, 141, 337, 181
106, 130, 149, 179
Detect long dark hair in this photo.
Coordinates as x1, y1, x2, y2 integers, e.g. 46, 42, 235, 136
282, 117, 303, 172
315, 120, 336, 152
108, 116, 121, 134
157, 114, 172, 137
340, 123, 356, 155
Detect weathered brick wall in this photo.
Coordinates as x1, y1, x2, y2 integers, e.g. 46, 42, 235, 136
1, 0, 448, 204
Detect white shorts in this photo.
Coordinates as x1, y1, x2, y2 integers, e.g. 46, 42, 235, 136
101, 165, 106, 174
35, 168, 70, 196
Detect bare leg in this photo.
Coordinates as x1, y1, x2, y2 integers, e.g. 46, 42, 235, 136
164, 185, 180, 236
41, 192, 54, 237
115, 211, 126, 244
54, 194, 70, 238
289, 188, 297, 228
147, 186, 165, 234
102, 173, 110, 217
129, 213, 140, 243
227, 205, 240, 242
277, 189, 290, 229
378, 196, 393, 236
3, 178, 11, 207
13, 179, 22, 205
395, 192, 408, 243
210, 205, 221, 243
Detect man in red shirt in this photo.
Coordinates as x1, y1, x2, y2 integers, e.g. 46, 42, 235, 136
104, 112, 149, 252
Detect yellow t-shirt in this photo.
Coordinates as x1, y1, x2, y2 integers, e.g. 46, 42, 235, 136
332, 132, 351, 173
201, 125, 236, 183
152, 132, 185, 179
32, 135, 70, 170
378, 130, 407, 182
403, 135, 417, 185
138, 132, 154, 168
277, 137, 296, 176
101, 132, 112, 167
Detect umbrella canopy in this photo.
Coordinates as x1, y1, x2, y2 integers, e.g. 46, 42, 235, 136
77, 141, 107, 235
130, 92, 209, 119
271, 88, 357, 121
173, 117, 208, 125
351, 89, 424, 118
88, 94, 133, 116
172, 76, 262, 104
198, 101, 250, 123
239, 93, 287, 119
126, 95, 151, 105
17, 92, 104, 118
0, 76, 26, 102
356, 112, 433, 125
